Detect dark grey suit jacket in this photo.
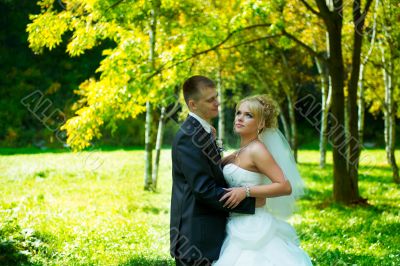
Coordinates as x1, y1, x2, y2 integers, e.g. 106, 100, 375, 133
170, 116, 255, 262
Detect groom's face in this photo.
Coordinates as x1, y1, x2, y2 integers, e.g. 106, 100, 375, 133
190, 87, 219, 121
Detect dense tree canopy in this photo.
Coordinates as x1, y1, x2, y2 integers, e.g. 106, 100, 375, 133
0, 0, 397, 197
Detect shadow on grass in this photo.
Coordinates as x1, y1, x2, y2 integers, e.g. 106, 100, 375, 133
299, 162, 397, 185
120, 257, 174, 266
298, 200, 400, 265
0, 240, 33, 266
0, 147, 69, 155
300, 161, 395, 172
0, 219, 49, 266
141, 206, 165, 214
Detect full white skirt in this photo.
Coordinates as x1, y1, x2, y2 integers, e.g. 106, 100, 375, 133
213, 208, 312, 266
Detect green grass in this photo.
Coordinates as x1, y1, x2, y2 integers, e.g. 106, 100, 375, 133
0, 148, 399, 265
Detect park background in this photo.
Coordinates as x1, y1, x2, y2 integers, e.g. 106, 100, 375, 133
0, 0, 399, 265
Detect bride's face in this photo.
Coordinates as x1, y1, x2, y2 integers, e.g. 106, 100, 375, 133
234, 102, 259, 136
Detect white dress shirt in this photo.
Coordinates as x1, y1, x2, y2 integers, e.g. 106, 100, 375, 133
189, 111, 212, 134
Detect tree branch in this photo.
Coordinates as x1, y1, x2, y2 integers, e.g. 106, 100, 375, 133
220, 34, 282, 50
361, 0, 379, 65
364, 80, 388, 113
145, 23, 272, 81
362, 0, 374, 17
299, 0, 322, 17
108, 0, 125, 10
164, 101, 181, 120
282, 29, 327, 64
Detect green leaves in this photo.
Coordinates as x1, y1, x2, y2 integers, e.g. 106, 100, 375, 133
27, 11, 69, 54
25, 0, 399, 150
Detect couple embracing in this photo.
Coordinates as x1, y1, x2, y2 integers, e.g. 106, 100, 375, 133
170, 75, 312, 266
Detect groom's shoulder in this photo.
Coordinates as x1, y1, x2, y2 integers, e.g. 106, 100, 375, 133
177, 116, 202, 137
172, 116, 204, 147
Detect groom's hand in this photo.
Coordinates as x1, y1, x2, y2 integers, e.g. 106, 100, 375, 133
255, 197, 266, 207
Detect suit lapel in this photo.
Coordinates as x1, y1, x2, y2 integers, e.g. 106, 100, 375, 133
181, 116, 223, 180
183, 116, 220, 155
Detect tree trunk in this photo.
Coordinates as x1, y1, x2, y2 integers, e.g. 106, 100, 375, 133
303, 0, 373, 203
152, 99, 181, 189
279, 108, 291, 143
144, 0, 160, 190
216, 57, 225, 155
358, 0, 378, 150
344, 93, 350, 169
380, 43, 400, 183
280, 52, 298, 161
321, 1, 356, 203
144, 101, 154, 190
346, 0, 374, 202
318, 67, 331, 169
314, 32, 332, 168
287, 95, 298, 162
152, 106, 166, 189
357, 63, 366, 146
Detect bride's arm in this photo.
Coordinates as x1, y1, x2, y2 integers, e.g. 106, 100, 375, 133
247, 141, 292, 198
220, 142, 291, 208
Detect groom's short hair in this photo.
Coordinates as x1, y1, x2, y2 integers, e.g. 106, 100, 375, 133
183, 75, 215, 106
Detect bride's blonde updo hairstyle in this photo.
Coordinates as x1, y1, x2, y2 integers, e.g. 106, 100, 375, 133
236, 94, 279, 134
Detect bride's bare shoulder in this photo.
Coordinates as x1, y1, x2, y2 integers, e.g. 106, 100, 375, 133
249, 140, 272, 161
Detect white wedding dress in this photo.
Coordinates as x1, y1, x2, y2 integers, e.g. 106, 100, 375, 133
213, 163, 313, 266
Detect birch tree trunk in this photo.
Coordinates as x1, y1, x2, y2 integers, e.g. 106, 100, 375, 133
358, 0, 379, 146
144, 0, 160, 190
152, 106, 165, 189
380, 42, 400, 183
144, 101, 153, 190
216, 57, 225, 155
344, 93, 350, 170
314, 32, 332, 168
357, 63, 366, 146
317, 63, 331, 168
279, 108, 291, 143
287, 95, 298, 162
152, 100, 181, 189
280, 52, 298, 162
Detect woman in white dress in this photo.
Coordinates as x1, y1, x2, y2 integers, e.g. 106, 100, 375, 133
213, 95, 312, 266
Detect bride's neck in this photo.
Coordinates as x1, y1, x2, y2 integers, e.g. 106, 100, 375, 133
240, 134, 258, 147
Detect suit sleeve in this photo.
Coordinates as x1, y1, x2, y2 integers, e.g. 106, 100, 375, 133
177, 134, 255, 214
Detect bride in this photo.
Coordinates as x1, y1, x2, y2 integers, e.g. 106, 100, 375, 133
213, 95, 312, 266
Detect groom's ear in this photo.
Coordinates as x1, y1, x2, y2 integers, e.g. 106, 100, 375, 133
188, 99, 196, 111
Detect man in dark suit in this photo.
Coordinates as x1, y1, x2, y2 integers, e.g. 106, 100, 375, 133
170, 76, 265, 266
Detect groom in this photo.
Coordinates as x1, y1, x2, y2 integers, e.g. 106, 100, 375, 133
170, 75, 264, 266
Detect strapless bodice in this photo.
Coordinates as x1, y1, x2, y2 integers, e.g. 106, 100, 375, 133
223, 163, 271, 187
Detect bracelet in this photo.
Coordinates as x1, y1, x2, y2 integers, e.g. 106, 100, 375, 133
245, 186, 250, 197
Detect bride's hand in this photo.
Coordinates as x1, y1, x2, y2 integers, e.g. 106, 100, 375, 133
219, 187, 246, 209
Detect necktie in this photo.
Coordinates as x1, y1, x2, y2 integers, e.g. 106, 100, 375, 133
210, 126, 217, 141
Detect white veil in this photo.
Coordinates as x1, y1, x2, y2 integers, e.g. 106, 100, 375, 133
258, 128, 305, 219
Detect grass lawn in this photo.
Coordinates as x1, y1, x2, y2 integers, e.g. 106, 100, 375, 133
0, 148, 399, 265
